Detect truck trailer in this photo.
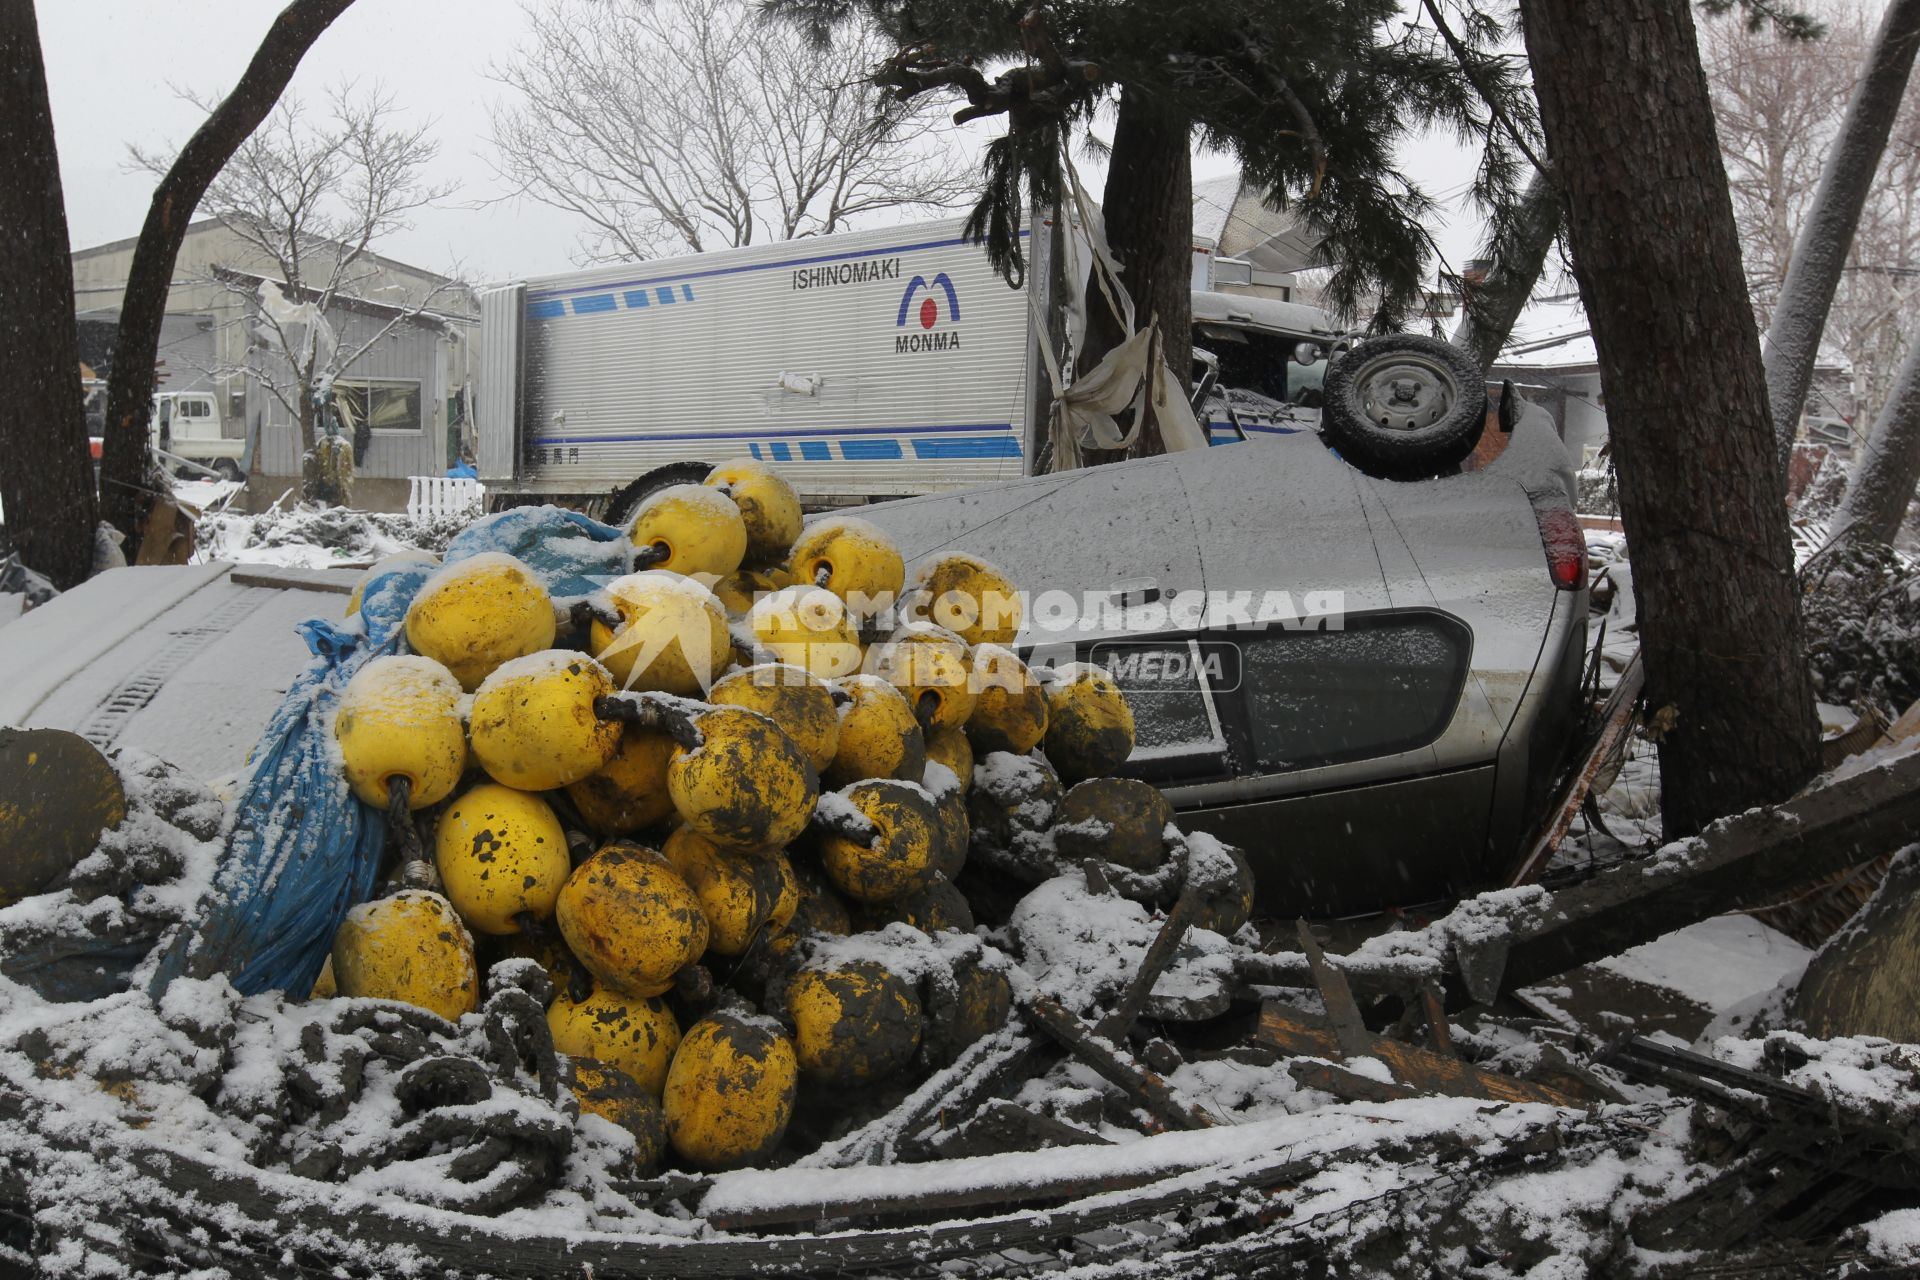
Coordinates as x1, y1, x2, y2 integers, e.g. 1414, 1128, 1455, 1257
474, 218, 1051, 511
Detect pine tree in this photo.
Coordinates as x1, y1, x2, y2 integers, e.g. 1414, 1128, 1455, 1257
766, 0, 1539, 456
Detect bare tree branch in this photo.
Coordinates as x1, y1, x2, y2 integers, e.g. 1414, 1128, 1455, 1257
486, 0, 975, 263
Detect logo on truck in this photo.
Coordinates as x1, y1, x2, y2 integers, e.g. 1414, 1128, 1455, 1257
895, 273, 961, 353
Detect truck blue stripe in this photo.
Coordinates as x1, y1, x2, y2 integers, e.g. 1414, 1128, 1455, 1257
911, 436, 1023, 459
525, 230, 1031, 302
530, 422, 1015, 447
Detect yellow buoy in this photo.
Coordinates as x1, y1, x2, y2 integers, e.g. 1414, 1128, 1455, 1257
661, 826, 785, 956
746, 586, 863, 680
908, 552, 1022, 648
1052, 778, 1175, 871
818, 779, 940, 903
567, 1058, 668, 1174
709, 567, 785, 617
869, 625, 976, 732
662, 1010, 798, 1170
787, 516, 904, 608
705, 459, 803, 565
405, 552, 557, 691
548, 987, 682, 1094
566, 725, 677, 837
556, 844, 709, 998
966, 645, 1050, 756
1042, 663, 1136, 783
469, 651, 622, 791
434, 782, 572, 934
924, 725, 973, 794
667, 706, 818, 853
708, 663, 840, 773
334, 655, 467, 810
590, 571, 732, 696
784, 960, 923, 1088
824, 675, 925, 787
330, 890, 478, 1022
629, 484, 748, 578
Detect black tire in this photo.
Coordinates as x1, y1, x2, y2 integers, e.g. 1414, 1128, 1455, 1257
1320, 334, 1486, 480
601, 459, 717, 528
214, 459, 245, 481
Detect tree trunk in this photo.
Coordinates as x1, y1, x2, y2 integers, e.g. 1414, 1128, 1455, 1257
1078, 87, 1192, 463
1830, 333, 1920, 545
1518, 0, 1821, 839
0, 0, 99, 590
98, 0, 358, 543
1451, 170, 1562, 376
1763, 0, 1920, 477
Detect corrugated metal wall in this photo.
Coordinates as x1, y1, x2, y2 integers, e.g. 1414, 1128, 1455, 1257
250, 309, 450, 480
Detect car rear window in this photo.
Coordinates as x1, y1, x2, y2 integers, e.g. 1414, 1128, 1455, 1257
1063, 611, 1469, 784
1238, 616, 1469, 771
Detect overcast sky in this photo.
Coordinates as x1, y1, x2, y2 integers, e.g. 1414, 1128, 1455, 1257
39, 0, 1487, 288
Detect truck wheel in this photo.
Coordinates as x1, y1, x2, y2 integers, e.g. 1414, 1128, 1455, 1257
215, 459, 245, 481
602, 460, 717, 529
1320, 334, 1486, 480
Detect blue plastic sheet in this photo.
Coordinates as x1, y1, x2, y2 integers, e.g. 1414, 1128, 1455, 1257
143, 564, 427, 998
442, 506, 631, 600
143, 510, 628, 999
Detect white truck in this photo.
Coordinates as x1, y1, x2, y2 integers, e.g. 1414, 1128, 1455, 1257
475, 218, 1052, 514
473, 216, 1486, 515
151, 390, 246, 478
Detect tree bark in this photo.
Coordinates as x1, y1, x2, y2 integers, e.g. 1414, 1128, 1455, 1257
1078, 86, 1192, 463
0, 0, 99, 590
98, 0, 358, 543
1763, 0, 1920, 477
1518, 0, 1821, 838
1830, 333, 1920, 545
1451, 170, 1562, 376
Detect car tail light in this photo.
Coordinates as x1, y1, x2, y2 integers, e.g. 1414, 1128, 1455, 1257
1531, 492, 1588, 591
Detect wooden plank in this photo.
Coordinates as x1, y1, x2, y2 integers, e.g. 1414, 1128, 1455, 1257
1254, 1004, 1586, 1108
1020, 994, 1218, 1132
227, 565, 361, 595
1508, 652, 1644, 886
1481, 746, 1920, 1001
1294, 921, 1371, 1058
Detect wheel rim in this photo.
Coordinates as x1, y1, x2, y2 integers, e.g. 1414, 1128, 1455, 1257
1352, 352, 1460, 431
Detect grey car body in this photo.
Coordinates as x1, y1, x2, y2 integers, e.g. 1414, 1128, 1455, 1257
856, 405, 1588, 917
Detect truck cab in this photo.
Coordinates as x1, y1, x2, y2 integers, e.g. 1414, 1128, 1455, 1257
1190, 290, 1342, 445
151, 391, 245, 477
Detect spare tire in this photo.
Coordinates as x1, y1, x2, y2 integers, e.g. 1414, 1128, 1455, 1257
602, 459, 717, 528
1320, 334, 1486, 480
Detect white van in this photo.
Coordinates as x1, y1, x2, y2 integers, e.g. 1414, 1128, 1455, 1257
151, 391, 245, 477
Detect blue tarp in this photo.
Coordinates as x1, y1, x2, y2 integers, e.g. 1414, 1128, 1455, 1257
442, 506, 631, 601
143, 560, 430, 998
144, 509, 631, 997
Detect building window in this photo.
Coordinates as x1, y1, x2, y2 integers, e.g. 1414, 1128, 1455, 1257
335, 379, 423, 435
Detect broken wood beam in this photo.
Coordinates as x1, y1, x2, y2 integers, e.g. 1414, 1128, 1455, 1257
1508, 652, 1644, 886
1094, 877, 1206, 1043
1444, 747, 1920, 1006
1254, 1003, 1590, 1107
1019, 993, 1218, 1132
1286, 1059, 1419, 1104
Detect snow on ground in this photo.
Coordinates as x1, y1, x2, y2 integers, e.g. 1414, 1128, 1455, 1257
1596, 914, 1811, 1015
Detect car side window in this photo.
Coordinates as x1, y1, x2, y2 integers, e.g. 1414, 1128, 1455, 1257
1081, 637, 1232, 783
1238, 616, 1469, 772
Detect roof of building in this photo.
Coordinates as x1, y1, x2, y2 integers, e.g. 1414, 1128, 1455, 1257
71, 217, 457, 289
1492, 291, 1850, 374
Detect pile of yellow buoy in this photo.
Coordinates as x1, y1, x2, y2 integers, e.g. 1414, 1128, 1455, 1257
323, 458, 1142, 1176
